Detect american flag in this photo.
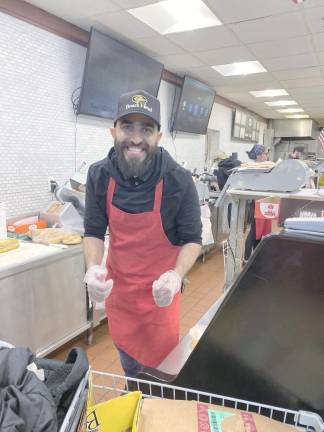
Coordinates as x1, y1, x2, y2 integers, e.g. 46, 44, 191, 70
319, 128, 324, 152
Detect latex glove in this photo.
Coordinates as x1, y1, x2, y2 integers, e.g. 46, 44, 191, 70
152, 270, 182, 307
84, 265, 113, 303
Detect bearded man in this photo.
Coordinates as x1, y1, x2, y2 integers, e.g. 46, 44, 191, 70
83, 89, 202, 377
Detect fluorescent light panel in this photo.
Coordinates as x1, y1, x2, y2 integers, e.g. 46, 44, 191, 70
265, 100, 297, 107
285, 114, 309, 119
250, 89, 288, 98
212, 61, 266, 76
128, 0, 222, 35
277, 108, 304, 113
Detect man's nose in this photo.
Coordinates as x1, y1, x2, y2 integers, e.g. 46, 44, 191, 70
130, 131, 143, 144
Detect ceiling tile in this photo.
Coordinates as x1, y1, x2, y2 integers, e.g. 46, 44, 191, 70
279, 77, 324, 89
214, 80, 281, 94
216, 91, 262, 105
289, 85, 324, 99
131, 36, 185, 56
24, 0, 121, 21
248, 36, 314, 60
166, 26, 240, 52
183, 66, 226, 79
262, 53, 318, 72
194, 45, 255, 65
303, 6, 324, 33
312, 32, 324, 51
203, 0, 297, 24
93, 10, 158, 39
154, 54, 204, 69
272, 67, 323, 80
317, 51, 324, 65
217, 72, 278, 87
112, 0, 160, 9
302, 0, 324, 8
229, 12, 308, 44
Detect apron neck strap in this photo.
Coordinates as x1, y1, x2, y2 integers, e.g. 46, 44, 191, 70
153, 180, 163, 212
108, 177, 163, 213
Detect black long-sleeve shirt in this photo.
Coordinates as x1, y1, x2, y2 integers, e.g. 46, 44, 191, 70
84, 147, 202, 246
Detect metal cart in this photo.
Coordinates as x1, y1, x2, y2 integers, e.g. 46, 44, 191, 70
66, 370, 324, 432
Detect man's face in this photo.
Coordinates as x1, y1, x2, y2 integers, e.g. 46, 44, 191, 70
110, 113, 162, 178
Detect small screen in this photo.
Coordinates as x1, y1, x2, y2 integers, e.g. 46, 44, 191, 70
78, 28, 164, 119
172, 76, 215, 135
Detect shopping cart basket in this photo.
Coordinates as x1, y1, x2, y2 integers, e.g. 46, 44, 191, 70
71, 370, 324, 432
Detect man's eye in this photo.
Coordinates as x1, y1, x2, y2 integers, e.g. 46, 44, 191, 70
122, 124, 132, 131
143, 127, 153, 134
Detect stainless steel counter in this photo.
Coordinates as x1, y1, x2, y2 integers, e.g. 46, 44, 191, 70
0, 241, 89, 356
158, 292, 226, 375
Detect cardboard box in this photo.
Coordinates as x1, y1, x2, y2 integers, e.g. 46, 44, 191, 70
138, 399, 298, 432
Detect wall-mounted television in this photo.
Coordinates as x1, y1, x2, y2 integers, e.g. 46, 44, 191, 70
171, 76, 215, 135
78, 28, 164, 119
232, 109, 260, 143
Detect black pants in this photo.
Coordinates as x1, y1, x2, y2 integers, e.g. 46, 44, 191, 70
244, 202, 260, 262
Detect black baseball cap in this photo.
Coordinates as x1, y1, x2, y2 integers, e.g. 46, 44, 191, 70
114, 89, 161, 128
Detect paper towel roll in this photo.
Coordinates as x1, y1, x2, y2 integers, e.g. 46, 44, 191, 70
0, 202, 7, 239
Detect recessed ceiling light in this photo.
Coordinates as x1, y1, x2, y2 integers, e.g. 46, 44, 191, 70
212, 61, 266, 76
250, 89, 288, 98
128, 0, 222, 35
277, 108, 304, 113
285, 114, 310, 119
265, 100, 297, 107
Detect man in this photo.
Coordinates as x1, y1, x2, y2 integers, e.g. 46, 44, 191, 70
83, 89, 202, 377
288, 146, 304, 160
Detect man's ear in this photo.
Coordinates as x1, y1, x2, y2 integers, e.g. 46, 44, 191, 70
156, 131, 163, 144
110, 127, 116, 139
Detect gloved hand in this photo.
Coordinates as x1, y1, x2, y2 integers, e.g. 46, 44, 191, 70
84, 265, 113, 303
152, 270, 182, 307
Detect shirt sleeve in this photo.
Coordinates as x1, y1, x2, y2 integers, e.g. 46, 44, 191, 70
83, 166, 108, 240
175, 172, 202, 245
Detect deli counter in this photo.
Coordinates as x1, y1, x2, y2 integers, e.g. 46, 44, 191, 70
0, 240, 89, 356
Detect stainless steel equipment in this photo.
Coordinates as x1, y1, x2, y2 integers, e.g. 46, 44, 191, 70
229, 159, 311, 193
41, 201, 84, 234
273, 119, 319, 140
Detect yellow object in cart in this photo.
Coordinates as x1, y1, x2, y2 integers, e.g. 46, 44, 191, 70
86, 391, 142, 432
0, 238, 19, 253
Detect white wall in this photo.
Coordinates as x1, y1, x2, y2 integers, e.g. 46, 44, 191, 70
0, 11, 267, 217
0, 12, 112, 216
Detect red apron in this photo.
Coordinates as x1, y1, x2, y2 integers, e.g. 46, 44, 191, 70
105, 177, 181, 368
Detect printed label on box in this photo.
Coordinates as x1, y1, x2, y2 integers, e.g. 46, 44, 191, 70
208, 409, 235, 432
259, 202, 279, 219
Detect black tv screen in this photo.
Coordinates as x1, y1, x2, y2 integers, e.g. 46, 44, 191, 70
78, 28, 164, 119
171, 76, 215, 134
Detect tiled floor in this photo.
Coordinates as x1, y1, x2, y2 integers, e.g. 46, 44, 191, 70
49, 248, 225, 376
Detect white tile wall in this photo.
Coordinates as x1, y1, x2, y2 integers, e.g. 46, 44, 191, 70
0, 12, 112, 217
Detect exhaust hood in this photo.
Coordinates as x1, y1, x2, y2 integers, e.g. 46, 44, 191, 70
273, 119, 319, 140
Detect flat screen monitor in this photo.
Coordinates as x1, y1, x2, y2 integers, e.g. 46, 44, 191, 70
78, 28, 164, 119
171, 76, 215, 135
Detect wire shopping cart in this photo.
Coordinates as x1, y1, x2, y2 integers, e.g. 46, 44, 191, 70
67, 370, 324, 432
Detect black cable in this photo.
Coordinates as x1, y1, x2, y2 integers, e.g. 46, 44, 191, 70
71, 87, 81, 115
74, 113, 78, 172
70, 87, 81, 171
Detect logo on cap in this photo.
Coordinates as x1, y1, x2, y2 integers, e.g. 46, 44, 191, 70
132, 95, 147, 105
125, 93, 153, 113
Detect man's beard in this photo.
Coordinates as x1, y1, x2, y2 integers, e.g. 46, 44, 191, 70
114, 139, 158, 178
